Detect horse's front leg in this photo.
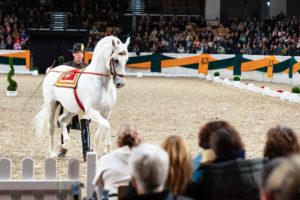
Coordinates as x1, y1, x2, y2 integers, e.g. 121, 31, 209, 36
86, 108, 110, 154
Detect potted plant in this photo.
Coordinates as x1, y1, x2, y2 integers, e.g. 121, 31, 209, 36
32, 66, 39, 76
6, 57, 18, 96
233, 76, 240, 81
214, 71, 220, 77
233, 76, 241, 87
290, 86, 300, 103
57, 55, 64, 65
291, 86, 300, 94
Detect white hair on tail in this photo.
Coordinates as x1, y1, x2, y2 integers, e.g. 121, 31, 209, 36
32, 104, 50, 139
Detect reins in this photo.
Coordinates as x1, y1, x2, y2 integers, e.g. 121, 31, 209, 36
49, 70, 112, 77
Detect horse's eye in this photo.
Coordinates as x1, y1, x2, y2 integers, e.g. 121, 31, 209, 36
114, 59, 119, 64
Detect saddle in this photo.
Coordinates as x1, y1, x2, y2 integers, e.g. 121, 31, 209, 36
54, 68, 85, 88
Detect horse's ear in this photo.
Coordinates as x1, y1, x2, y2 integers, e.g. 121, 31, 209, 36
125, 37, 130, 47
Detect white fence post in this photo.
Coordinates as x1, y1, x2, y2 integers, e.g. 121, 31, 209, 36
44, 158, 57, 200
68, 158, 80, 200
21, 158, 34, 200
0, 158, 11, 200
0, 157, 83, 200
87, 152, 97, 199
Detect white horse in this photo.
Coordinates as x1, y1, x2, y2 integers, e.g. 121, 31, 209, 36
33, 36, 130, 158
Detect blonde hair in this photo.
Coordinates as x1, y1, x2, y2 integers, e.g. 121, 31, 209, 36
161, 135, 193, 195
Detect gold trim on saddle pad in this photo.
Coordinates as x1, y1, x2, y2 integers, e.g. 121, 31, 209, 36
54, 68, 85, 88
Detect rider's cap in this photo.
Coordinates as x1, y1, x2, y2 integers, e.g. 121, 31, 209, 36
68, 43, 84, 53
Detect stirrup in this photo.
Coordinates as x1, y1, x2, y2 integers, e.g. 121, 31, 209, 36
57, 147, 68, 157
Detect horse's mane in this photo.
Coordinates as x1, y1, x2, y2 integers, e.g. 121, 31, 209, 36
90, 36, 125, 67
93, 36, 121, 55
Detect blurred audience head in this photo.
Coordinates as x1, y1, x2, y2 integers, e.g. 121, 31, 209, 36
117, 124, 141, 148
161, 134, 193, 195
129, 143, 169, 194
198, 120, 231, 149
209, 126, 244, 160
263, 125, 300, 159
260, 154, 300, 200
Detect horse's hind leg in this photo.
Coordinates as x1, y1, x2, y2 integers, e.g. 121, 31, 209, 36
48, 102, 59, 158
58, 111, 75, 150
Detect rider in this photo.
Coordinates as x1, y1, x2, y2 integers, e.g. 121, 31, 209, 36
52, 42, 91, 160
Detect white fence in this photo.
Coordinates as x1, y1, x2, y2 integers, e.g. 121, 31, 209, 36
0, 152, 97, 200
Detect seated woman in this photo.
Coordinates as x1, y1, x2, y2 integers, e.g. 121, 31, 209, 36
193, 120, 231, 182
161, 135, 196, 198
93, 124, 141, 200
209, 126, 245, 163
198, 126, 265, 200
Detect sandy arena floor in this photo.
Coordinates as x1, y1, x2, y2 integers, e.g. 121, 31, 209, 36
1, 74, 300, 187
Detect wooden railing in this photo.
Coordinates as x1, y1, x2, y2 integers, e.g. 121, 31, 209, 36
0, 152, 97, 200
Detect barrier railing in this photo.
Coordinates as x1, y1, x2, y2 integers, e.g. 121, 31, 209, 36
0, 152, 97, 200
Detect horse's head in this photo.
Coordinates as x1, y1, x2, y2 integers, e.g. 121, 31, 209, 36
105, 37, 130, 88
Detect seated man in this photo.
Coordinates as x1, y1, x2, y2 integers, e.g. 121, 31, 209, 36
123, 143, 194, 200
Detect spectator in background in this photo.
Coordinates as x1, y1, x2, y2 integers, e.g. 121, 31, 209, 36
263, 125, 300, 160
93, 125, 142, 200
6, 34, 13, 49
0, 38, 6, 49
177, 43, 185, 53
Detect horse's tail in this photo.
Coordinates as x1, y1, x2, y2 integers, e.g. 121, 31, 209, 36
32, 104, 50, 139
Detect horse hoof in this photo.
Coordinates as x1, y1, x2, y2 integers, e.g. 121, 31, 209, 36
63, 136, 70, 142
57, 148, 68, 157
102, 148, 108, 154
62, 143, 69, 149
103, 121, 110, 130
50, 152, 57, 158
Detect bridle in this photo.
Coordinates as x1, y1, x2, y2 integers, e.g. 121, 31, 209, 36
50, 50, 127, 80
109, 50, 127, 81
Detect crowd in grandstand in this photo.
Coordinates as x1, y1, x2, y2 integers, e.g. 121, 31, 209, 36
1, 0, 300, 56
129, 13, 300, 56
90, 121, 300, 200
0, 0, 126, 50
85, 10, 300, 56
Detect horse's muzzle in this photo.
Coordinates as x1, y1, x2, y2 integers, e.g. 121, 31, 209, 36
114, 76, 126, 88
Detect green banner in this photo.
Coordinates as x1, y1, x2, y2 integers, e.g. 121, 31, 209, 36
0, 56, 25, 65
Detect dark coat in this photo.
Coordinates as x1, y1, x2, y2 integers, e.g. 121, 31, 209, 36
197, 158, 267, 200
122, 189, 194, 200
64, 60, 87, 69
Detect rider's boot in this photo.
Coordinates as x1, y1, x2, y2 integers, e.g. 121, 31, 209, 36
57, 125, 71, 157
81, 119, 90, 161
